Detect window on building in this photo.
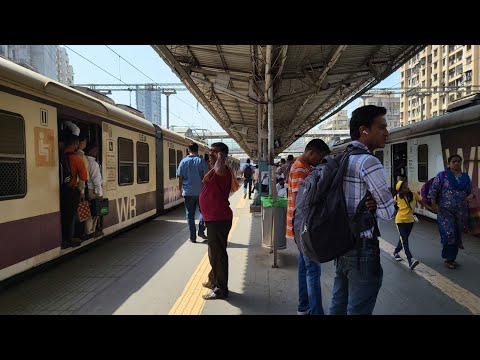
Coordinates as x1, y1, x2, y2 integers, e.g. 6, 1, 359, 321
467, 45, 472, 51
0, 111, 26, 200
466, 56, 472, 65
433, 74, 438, 82
136, 142, 149, 183
433, 99, 437, 106
467, 86, 472, 94
401, 71, 404, 77
442, 58, 446, 66
169, 148, 176, 180
433, 61, 438, 70
433, 111, 437, 117
418, 144, 428, 182
427, 54, 432, 63
422, 69, 425, 76
465, 70, 472, 82
449, 95, 455, 102
434, 49, 438, 57
118, 138, 134, 186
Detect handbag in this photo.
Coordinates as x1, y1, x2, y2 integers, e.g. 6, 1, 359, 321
77, 200, 92, 222
90, 198, 109, 216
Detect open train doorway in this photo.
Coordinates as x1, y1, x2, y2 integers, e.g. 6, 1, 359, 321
391, 142, 407, 193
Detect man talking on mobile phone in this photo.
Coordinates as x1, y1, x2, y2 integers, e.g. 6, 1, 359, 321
199, 142, 240, 300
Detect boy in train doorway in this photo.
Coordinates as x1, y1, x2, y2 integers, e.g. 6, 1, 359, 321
177, 143, 209, 243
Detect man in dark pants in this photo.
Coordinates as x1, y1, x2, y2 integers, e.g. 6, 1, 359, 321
60, 134, 88, 249
199, 142, 234, 300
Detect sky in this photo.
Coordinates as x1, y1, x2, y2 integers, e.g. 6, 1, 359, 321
65, 45, 400, 133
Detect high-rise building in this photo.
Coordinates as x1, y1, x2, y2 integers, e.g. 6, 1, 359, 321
318, 109, 349, 143
56, 47, 74, 85
361, 92, 400, 129
0, 45, 74, 85
400, 45, 480, 126
136, 90, 162, 125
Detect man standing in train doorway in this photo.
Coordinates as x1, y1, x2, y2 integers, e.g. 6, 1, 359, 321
177, 143, 209, 243
200, 142, 240, 300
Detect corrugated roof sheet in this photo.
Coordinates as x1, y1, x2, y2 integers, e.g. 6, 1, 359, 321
153, 45, 425, 156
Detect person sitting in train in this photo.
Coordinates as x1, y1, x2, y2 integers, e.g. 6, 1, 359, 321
84, 143, 104, 239
60, 133, 88, 249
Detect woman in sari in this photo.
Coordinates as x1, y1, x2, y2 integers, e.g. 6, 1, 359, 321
428, 154, 475, 269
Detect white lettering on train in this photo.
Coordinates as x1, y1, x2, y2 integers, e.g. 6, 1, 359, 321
116, 195, 137, 223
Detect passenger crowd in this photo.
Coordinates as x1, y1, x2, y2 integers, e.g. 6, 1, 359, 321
175, 104, 476, 315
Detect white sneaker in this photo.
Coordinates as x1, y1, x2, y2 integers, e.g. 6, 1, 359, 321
296, 309, 310, 315
393, 252, 402, 261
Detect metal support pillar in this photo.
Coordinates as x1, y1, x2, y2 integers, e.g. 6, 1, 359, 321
266, 45, 279, 268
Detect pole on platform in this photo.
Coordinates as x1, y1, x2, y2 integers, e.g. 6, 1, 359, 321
266, 45, 279, 268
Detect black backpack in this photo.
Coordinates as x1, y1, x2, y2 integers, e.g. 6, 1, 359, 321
60, 152, 72, 186
295, 146, 378, 263
243, 165, 252, 179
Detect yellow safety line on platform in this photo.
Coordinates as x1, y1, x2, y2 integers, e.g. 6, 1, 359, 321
168, 215, 240, 315
378, 237, 480, 315
236, 194, 247, 209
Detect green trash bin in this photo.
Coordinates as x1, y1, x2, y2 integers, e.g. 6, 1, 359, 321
261, 196, 288, 250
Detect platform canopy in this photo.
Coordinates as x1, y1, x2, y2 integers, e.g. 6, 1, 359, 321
153, 45, 425, 157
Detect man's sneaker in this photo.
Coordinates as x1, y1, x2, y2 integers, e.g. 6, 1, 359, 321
198, 232, 208, 240
393, 252, 402, 261
409, 259, 420, 270
296, 309, 310, 315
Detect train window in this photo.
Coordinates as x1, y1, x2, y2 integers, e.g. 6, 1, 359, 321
0, 111, 26, 200
118, 138, 134, 186
136, 142, 149, 184
176, 150, 183, 170
374, 150, 384, 166
169, 148, 176, 180
418, 144, 428, 182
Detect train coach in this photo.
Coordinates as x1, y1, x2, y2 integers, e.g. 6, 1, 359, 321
0, 58, 239, 281
332, 99, 480, 234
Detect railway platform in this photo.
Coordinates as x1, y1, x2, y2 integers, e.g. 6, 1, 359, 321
0, 189, 479, 315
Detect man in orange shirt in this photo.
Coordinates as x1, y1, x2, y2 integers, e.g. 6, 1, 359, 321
287, 139, 330, 315
61, 134, 88, 249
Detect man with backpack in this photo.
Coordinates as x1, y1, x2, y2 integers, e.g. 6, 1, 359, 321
327, 105, 395, 315
287, 139, 331, 315
241, 159, 254, 199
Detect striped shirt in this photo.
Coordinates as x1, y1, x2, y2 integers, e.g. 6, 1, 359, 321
344, 141, 395, 238
286, 158, 312, 240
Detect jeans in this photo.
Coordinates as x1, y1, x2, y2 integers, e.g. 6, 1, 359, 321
329, 242, 383, 315
298, 252, 324, 315
243, 178, 252, 197
395, 222, 414, 262
184, 196, 205, 240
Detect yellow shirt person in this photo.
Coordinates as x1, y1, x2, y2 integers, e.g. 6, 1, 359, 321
393, 191, 422, 223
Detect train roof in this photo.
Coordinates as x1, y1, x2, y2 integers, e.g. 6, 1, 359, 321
332, 103, 480, 153
0, 57, 155, 134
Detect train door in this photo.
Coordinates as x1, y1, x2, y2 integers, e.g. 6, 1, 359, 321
391, 142, 408, 190
57, 118, 102, 245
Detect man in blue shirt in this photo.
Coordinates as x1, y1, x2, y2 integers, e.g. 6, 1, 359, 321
177, 143, 210, 243
240, 159, 255, 199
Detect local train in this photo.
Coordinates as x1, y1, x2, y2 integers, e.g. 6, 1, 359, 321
0, 58, 240, 282
332, 98, 480, 234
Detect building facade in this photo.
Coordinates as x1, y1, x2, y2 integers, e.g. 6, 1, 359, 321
0, 45, 74, 85
136, 90, 162, 125
400, 45, 480, 126
361, 93, 400, 129
56, 47, 74, 85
